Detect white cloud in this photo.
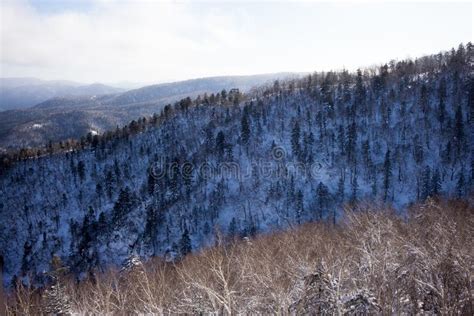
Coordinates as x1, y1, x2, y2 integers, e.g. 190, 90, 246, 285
0, 0, 471, 84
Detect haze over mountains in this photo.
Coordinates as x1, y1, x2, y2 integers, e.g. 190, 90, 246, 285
0, 73, 300, 149
0, 78, 125, 111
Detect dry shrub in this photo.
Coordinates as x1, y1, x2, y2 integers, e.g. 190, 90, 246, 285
5, 198, 473, 315
6, 280, 41, 315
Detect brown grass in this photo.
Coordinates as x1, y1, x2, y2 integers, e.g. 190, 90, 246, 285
4, 198, 474, 315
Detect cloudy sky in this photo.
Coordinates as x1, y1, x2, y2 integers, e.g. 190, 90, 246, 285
0, 0, 472, 84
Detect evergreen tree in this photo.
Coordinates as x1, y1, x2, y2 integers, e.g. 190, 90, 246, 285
97, 212, 107, 233
413, 135, 424, 165
454, 106, 465, 157
362, 140, 371, 169
316, 182, 329, 220
105, 170, 114, 200
179, 228, 192, 257
204, 125, 215, 153
228, 217, 238, 237
421, 166, 432, 200
420, 84, 429, 114
337, 174, 345, 203
351, 175, 359, 202
354, 69, 366, 114
144, 204, 158, 252
182, 159, 193, 197
77, 209, 96, 268
437, 78, 447, 126
295, 190, 304, 224
303, 132, 315, 163
291, 121, 301, 158
216, 131, 226, 159
168, 157, 181, 201
112, 187, 135, 224
77, 161, 85, 182
383, 149, 392, 202
337, 125, 345, 155
147, 167, 156, 196
241, 114, 250, 145
346, 122, 357, 165
431, 169, 442, 196
221, 89, 227, 101
456, 170, 465, 197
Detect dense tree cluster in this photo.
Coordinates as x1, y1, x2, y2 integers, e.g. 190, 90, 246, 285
0, 43, 472, 288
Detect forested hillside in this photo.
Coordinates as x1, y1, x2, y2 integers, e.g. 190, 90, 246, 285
0, 44, 472, 288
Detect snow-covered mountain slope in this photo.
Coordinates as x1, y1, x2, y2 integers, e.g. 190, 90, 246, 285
0, 44, 472, 286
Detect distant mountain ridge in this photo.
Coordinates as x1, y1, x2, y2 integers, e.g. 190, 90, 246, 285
0, 73, 302, 149
109, 73, 301, 106
0, 78, 124, 111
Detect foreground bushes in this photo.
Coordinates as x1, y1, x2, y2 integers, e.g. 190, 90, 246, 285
5, 198, 474, 315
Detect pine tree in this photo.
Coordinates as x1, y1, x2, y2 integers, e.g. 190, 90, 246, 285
291, 121, 301, 158
77, 206, 96, 263
454, 106, 465, 157
204, 125, 214, 153
168, 157, 181, 201
337, 174, 345, 203
420, 84, 429, 114
346, 122, 357, 165
342, 69, 352, 104
97, 212, 107, 233
228, 217, 238, 237
431, 169, 442, 196
337, 125, 345, 155
413, 135, 424, 165
241, 114, 250, 145
303, 132, 315, 163
351, 175, 359, 202
147, 167, 156, 196
179, 228, 192, 257
354, 68, 366, 114
182, 159, 193, 197
221, 89, 227, 101
216, 131, 226, 159
77, 160, 85, 182
421, 165, 431, 200
362, 140, 371, 169
105, 170, 114, 200
316, 182, 329, 220
437, 78, 447, 126
144, 204, 158, 252
383, 149, 392, 202
295, 190, 304, 224
456, 170, 465, 197
112, 187, 135, 224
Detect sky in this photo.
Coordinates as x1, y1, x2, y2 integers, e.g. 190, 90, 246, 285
0, 0, 472, 85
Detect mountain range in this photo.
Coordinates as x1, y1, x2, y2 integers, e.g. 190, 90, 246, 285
0, 73, 301, 149
0, 78, 125, 111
